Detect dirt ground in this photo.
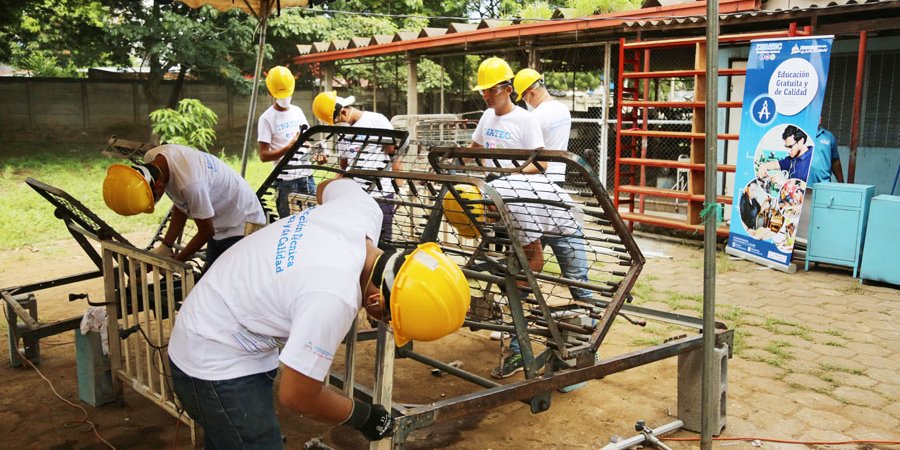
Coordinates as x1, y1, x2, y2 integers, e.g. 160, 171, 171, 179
1, 232, 897, 450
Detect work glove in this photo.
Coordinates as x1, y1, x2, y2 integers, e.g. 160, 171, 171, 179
151, 244, 174, 258
344, 399, 395, 441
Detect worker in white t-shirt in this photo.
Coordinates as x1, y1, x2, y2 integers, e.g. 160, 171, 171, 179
514, 68, 572, 184
312, 91, 402, 242
257, 66, 320, 219
471, 57, 545, 170
102, 144, 265, 269
167, 179, 470, 449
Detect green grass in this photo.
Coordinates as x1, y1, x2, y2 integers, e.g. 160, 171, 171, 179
0, 143, 271, 251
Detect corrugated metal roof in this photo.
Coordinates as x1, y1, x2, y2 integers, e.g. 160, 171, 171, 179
625, 0, 897, 27
478, 19, 512, 28
349, 37, 371, 49
394, 31, 420, 42
371, 34, 393, 45
312, 42, 329, 53
293, 0, 759, 64
328, 39, 350, 51
419, 27, 448, 38
296, 44, 312, 55
447, 22, 478, 33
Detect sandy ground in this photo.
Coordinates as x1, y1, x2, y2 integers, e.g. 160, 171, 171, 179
1, 232, 898, 449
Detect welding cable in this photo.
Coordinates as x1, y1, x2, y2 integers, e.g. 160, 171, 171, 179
4, 306, 116, 449
661, 436, 900, 445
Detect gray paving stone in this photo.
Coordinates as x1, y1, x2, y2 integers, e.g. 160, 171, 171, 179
783, 373, 832, 393
832, 386, 887, 407
794, 408, 853, 432
829, 371, 878, 389
838, 405, 899, 429
784, 390, 843, 410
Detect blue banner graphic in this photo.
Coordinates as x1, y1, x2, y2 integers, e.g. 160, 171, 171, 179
727, 36, 833, 269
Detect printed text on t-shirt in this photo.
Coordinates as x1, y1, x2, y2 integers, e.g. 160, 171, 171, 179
274, 206, 316, 273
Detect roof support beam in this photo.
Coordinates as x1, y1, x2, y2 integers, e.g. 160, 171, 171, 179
407, 53, 418, 117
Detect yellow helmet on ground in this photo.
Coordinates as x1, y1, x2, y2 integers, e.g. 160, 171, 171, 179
442, 185, 484, 239
103, 164, 156, 216
472, 57, 514, 91
514, 68, 543, 101
384, 243, 470, 347
265, 66, 295, 99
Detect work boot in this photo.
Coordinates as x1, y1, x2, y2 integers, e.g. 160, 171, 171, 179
490, 353, 524, 379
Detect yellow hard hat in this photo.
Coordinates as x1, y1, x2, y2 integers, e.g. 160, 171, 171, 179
514, 68, 543, 101
472, 57, 514, 91
442, 185, 484, 239
265, 66, 295, 99
103, 164, 156, 216
388, 243, 470, 347
313, 91, 338, 124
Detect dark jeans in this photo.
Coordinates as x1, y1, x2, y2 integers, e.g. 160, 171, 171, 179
379, 194, 396, 243
277, 176, 316, 218
169, 359, 283, 450
204, 235, 243, 272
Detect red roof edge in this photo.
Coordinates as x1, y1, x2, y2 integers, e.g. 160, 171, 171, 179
293, 0, 760, 64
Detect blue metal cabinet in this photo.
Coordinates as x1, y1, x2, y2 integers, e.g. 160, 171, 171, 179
805, 183, 875, 278
860, 195, 900, 285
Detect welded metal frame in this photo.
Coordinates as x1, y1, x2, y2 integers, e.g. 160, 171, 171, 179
296, 147, 733, 448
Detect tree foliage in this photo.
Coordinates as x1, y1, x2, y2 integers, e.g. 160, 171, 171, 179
149, 98, 218, 151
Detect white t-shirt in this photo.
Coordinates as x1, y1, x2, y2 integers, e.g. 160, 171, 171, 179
472, 106, 544, 169
257, 104, 312, 180
168, 179, 383, 381
338, 111, 396, 196
531, 100, 571, 183
145, 145, 266, 240
488, 174, 582, 246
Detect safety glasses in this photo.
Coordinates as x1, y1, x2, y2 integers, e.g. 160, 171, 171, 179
479, 83, 511, 96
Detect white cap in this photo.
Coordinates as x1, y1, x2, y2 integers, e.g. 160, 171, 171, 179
336, 95, 355, 109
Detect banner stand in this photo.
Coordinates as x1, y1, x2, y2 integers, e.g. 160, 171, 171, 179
725, 247, 797, 274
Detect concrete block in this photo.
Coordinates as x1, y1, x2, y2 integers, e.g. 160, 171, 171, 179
75, 331, 116, 407
677, 343, 728, 434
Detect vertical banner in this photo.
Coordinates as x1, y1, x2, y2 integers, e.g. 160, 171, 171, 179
726, 36, 833, 270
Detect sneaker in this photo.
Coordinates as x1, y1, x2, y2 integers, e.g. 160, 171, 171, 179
489, 331, 510, 341
558, 352, 601, 393
490, 353, 524, 379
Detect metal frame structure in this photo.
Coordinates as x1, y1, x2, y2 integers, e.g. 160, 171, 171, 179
2, 178, 137, 366
80, 126, 733, 448
101, 240, 200, 446
613, 26, 811, 235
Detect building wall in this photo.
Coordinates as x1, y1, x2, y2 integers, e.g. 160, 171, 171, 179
0, 78, 315, 146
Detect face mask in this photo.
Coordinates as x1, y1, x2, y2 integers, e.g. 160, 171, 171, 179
275, 96, 292, 108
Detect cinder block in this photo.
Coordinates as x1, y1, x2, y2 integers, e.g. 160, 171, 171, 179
677, 344, 728, 434
75, 331, 116, 407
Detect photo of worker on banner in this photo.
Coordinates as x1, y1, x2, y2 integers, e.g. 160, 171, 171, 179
726, 36, 833, 270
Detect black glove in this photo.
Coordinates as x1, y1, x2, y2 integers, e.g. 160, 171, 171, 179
344, 399, 395, 441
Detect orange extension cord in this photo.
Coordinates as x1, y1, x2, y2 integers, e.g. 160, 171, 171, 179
662, 436, 900, 445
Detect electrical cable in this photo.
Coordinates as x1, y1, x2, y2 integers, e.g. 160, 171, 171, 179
661, 436, 900, 445
3, 308, 117, 450
297, 3, 868, 24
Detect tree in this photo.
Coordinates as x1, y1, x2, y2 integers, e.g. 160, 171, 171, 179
0, 0, 123, 77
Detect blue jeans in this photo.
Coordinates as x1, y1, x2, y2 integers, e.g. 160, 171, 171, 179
510, 231, 592, 355
542, 231, 593, 301
169, 359, 283, 450
276, 176, 316, 218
